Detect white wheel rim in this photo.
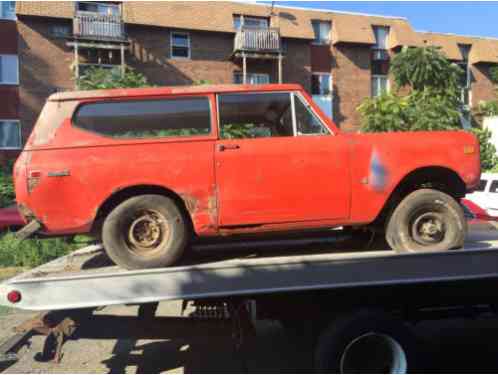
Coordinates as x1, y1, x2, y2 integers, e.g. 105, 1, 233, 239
339, 332, 408, 374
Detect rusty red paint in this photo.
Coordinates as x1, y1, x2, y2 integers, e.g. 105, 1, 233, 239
14, 84, 480, 238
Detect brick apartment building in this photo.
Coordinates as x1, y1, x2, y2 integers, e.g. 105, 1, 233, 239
1, 1, 498, 161
0, 1, 19, 162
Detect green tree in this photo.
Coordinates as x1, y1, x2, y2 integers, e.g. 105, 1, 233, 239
358, 46, 498, 171
76, 66, 151, 90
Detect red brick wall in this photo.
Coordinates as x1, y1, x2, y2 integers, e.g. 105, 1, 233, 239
0, 19, 20, 162
310, 44, 331, 73
332, 43, 371, 132
471, 63, 496, 106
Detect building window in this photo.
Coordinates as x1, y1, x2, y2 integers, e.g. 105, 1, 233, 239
373, 26, 389, 50
457, 44, 472, 107
0, 1, 15, 20
0, 55, 18, 85
77, 1, 119, 16
311, 20, 331, 44
311, 73, 331, 96
234, 73, 270, 85
372, 75, 389, 97
233, 15, 269, 30
170, 32, 190, 59
0, 120, 21, 149
50, 24, 71, 38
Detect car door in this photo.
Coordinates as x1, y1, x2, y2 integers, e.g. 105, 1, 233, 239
214, 90, 350, 227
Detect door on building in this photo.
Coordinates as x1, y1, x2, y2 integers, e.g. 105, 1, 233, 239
215, 91, 350, 226
311, 73, 333, 120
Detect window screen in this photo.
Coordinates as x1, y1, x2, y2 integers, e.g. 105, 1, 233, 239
0, 55, 19, 84
0, 120, 21, 149
74, 97, 211, 138
171, 32, 190, 58
218, 93, 293, 139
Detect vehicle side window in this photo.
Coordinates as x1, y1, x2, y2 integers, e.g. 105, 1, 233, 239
294, 94, 330, 135
73, 97, 211, 138
489, 180, 498, 193
476, 179, 488, 192
218, 93, 293, 139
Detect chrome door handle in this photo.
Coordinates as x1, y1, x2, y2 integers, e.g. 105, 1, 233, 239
218, 144, 240, 152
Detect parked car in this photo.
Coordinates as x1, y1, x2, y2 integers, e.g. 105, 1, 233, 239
0, 205, 24, 232
461, 198, 497, 222
465, 172, 498, 218
14, 84, 481, 269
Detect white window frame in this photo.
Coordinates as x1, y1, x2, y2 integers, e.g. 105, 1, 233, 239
233, 15, 269, 30
0, 54, 19, 85
371, 75, 390, 97
0, 119, 21, 150
311, 20, 331, 45
233, 72, 270, 85
170, 31, 191, 60
0, 2, 16, 20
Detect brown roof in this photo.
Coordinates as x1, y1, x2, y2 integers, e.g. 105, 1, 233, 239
419, 32, 498, 64
16, 1, 419, 47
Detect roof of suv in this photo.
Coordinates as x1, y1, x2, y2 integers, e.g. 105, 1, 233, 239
48, 84, 303, 102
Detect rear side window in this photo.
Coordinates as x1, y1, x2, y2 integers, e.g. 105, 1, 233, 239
74, 97, 211, 138
490, 180, 498, 193
476, 179, 488, 192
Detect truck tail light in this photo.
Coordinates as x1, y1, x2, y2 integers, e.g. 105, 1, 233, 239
7, 290, 21, 304
27, 170, 42, 193
463, 145, 476, 154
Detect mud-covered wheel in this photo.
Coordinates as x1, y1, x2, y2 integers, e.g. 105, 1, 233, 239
385, 189, 466, 253
102, 194, 188, 269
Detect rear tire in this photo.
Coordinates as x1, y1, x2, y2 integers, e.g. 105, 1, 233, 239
102, 194, 188, 269
385, 189, 466, 253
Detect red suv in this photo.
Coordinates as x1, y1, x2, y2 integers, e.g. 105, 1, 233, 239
14, 84, 480, 269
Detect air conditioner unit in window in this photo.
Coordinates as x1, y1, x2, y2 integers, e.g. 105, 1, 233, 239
372, 49, 390, 61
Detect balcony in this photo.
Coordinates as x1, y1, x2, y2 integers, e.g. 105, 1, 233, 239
73, 12, 126, 42
234, 27, 282, 56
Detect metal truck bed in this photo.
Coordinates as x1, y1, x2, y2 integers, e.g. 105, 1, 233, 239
2, 225, 498, 311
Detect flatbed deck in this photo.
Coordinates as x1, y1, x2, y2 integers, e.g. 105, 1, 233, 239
2, 223, 498, 311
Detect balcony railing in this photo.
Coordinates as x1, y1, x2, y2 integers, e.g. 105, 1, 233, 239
234, 27, 281, 54
73, 13, 125, 42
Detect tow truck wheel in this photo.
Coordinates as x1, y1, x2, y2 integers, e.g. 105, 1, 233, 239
315, 310, 419, 373
385, 189, 466, 253
102, 194, 188, 269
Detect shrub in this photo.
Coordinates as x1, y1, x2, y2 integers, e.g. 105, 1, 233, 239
470, 127, 498, 171
76, 66, 151, 90
477, 100, 498, 117
0, 161, 15, 208
0, 233, 79, 268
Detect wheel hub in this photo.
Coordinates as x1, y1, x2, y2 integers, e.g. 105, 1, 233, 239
128, 210, 170, 252
412, 212, 445, 245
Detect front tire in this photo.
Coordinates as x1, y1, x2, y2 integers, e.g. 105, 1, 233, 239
385, 189, 466, 253
102, 194, 188, 269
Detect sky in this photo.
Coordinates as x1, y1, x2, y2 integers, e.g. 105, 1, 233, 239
259, 1, 498, 39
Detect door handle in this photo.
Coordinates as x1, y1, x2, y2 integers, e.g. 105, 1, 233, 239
218, 144, 240, 152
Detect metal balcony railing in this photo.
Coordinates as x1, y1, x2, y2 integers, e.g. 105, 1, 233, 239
234, 27, 281, 53
73, 13, 125, 41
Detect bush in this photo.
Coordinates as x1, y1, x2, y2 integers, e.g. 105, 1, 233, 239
0, 233, 79, 268
470, 127, 498, 171
0, 161, 15, 208
76, 66, 151, 90
477, 100, 498, 117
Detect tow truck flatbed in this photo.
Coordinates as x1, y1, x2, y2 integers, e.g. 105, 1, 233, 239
2, 225, 498, 311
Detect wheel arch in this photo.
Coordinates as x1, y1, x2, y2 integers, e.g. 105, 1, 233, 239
375, 166, 466, 225
91, 184, 194, 235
